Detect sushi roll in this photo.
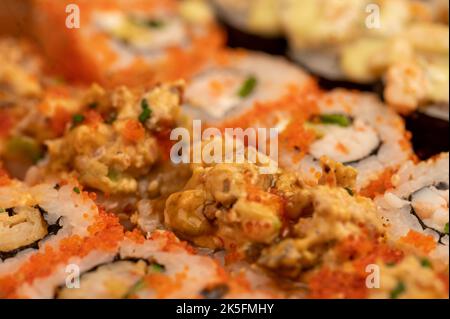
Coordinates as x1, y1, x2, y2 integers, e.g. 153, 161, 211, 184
280, 0, 449, 122
183, 50, 312, 124
17, 230, 276, 298
32, 0, 224, 86
220, 86, 413, 195
279, 90, 415, 195
375, 153, 449, 265
0, 178, 124, 298
210, 0, 282, 38
210, 0, 287, 55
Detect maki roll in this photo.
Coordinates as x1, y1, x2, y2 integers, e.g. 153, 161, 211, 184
279, 90, 414, 195
376, 153, 449, 265
0, 178, 124, 298
183, 50, 312, 124
280, 0, 449, 121
210, 0, 282, 38
221, 87, 413, 195
210, 0, 287, 55
32, 0, 224, 86
18, 231, 276, 298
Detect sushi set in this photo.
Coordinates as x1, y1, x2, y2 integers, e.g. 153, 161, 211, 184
0, 0, 449, 299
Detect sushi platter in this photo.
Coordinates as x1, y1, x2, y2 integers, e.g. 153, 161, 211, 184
0, 0, 448, 300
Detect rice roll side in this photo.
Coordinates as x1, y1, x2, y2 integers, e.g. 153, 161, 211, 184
375, 153, 449, 265
32, 0, 224, 87
0, 179, 124, 298
210, 0, 283, 38
279, 0, 449, 119
20, 231, 277, 299
183, 50, 312, 124
218, 86, 413, 195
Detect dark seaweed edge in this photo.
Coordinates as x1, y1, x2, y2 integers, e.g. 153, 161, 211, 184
0, 205, 63, 261
53, 257, 154, 299
407, 184, 449, 244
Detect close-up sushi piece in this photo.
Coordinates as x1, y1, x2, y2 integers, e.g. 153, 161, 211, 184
375, 153, 449, 265
32, 0, 224, 87
280, 0, 449, 115
17, 230, 278, 299
0, 176, 124, 298
183, 49, 312, 124
209, 0, 288, 54
219, 85, 414, 195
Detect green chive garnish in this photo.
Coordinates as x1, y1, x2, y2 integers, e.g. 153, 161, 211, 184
73, 187, 81, 194
390, 281, 406, 299
444, 223, 449, 235
150, 262, 166, 273
123, 279, 147, 299
72, 114, 85, 126
139, 99, 152, 124
107, 169, 119, 182
420, 258, 432, 269
237, 76, 258, 98
146, 19, 165, 28
345, 187, 354, 196
319, 114, 352, 127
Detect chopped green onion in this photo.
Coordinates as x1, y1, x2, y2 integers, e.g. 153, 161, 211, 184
237, 76, 258, 98
390, 281, 406, 299
122, 279, 147, 299
444, 223, 449, 235
107, 169, 120, 182
345, 187, 354, 196
73, 187, 81, 194
72, 114, 85, 126
5, 136, 44, 164
386, 262, 396, 267
146, 19, 165, 28
420, 258, 432, 269
319, 114, 352, 127
150, 262, 166, 273
139, 99, 152, 124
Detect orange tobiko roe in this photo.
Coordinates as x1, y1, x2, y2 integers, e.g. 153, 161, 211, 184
399, 230, 437, 254
360, 169, 396, 199
0, 210, 124, 298
122, 119, 145, 142
308, 234, 404, 299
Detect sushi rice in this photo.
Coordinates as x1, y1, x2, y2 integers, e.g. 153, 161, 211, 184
376, 153, 449, 265
18, 230, 276, 299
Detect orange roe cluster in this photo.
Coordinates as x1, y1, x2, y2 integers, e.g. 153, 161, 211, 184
360, 169, 396, 199
0, 210, 124, 299
218, 81, 322, 162
399, 230, 437, 254
149, 231, 196, 254
308, 234, 404, 299
125, 229, 146, 244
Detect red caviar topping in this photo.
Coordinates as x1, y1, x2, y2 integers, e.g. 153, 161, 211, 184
0, 211, 123, 298
399, 230, 437, 254
122, 119, 145, 142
